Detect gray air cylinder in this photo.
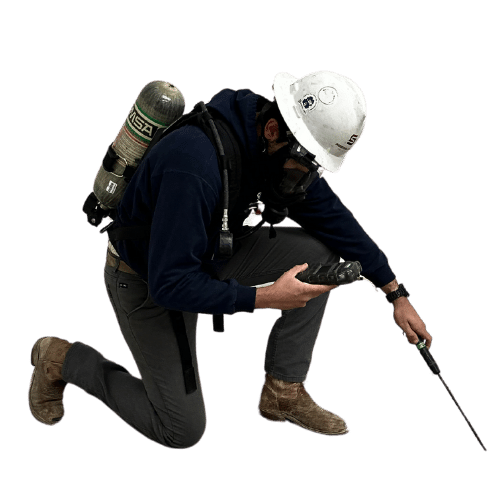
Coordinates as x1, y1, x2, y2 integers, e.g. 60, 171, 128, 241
93, 81, 185, 210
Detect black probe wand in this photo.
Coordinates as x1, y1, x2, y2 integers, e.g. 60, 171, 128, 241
415, 336, 486, 451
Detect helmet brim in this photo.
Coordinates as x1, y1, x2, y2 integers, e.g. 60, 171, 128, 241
273, 72, 345, 173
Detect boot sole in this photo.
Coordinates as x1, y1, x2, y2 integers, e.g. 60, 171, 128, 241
29, 337, 61, 426
261, 408, 348, 435
283, 413, 349, 435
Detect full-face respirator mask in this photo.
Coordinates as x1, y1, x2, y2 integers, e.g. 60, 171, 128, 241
258, 102, 323, 231
265, 132, 322, 200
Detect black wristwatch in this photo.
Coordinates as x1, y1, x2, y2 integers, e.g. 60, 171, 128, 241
386, 283, 410, 303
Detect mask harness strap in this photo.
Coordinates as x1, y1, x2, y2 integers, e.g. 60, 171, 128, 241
257, 102, 290, 238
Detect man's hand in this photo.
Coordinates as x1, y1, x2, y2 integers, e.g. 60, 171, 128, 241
392, 297, 432, 349
255, 263, 336, 310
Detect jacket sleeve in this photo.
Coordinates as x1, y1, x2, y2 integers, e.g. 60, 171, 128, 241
147, 168, 256, 315
287, 177, 396, 288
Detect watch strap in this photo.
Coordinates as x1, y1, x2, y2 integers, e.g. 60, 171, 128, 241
386, 283, 409, 303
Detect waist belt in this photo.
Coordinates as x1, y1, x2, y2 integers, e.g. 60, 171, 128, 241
105, 249, 197, 395
106, 250, 138, 274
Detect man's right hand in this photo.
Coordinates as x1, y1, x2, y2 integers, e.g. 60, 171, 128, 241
255, 263, 337, 310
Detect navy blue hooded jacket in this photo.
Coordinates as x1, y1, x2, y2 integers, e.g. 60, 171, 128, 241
113, 89, 396, 316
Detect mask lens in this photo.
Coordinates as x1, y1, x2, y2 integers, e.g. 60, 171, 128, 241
278, 168, 310, 195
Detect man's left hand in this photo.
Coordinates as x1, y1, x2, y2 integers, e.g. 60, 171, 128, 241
392, 297, 432, 349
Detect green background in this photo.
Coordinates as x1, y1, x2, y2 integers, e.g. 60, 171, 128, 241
1, 1, 499, 499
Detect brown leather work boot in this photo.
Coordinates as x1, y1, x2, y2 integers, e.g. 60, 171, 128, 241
259, 373, 348, 435
29, 337, 72, 425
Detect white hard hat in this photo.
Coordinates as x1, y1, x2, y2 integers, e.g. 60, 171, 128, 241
273, 71, 367, 172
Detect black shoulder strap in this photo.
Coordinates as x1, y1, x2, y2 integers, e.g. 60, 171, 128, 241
150, 102, 243, 218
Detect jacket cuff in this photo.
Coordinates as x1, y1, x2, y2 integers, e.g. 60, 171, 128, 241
234, 285, 257, 313
365, 267, 396, 289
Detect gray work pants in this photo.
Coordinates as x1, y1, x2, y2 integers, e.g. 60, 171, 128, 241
61, 227, 339, 448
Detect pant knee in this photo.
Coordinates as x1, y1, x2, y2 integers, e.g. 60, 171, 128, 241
174, 426, 205, 449
158, 417, 206, 449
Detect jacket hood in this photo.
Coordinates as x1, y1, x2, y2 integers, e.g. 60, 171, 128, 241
206, 89, 266, 161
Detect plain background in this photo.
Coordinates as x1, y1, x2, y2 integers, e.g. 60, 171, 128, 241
2, 1, 498, 498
